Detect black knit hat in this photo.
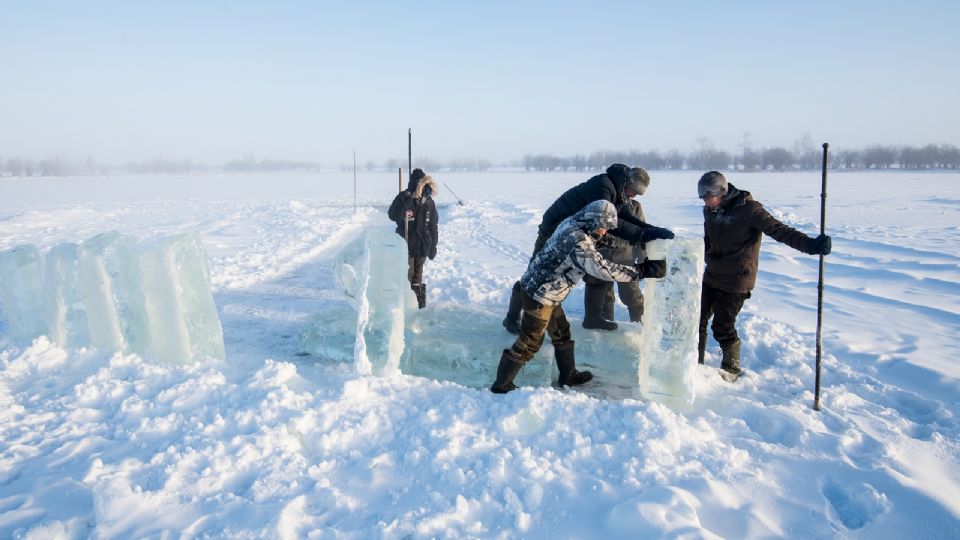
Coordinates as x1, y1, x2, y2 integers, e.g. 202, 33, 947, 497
410, 168, 426, 183
697, 171, 728, 199
626, 167, 651, 196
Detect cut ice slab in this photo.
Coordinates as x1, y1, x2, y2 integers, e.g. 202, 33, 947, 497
140, 234, 225, 364
637, 237, 704, 406
401, 306, 648, 395
0, 244, 48, 342
45, 242, 90, 348
77, 232, 149, 354
335, 226, 411, 377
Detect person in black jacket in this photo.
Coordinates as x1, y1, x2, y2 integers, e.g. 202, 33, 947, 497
697, 171, 832, 382
388, 168, 439, 309
501, 164, 674, 334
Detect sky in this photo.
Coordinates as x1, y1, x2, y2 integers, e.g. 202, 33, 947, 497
1, 0, 958, 166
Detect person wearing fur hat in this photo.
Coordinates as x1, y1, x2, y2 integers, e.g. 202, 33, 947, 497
388, 168, 439, 309
491, 200, 668, 394
697, 171, 832, 382
501, 164, 674, 334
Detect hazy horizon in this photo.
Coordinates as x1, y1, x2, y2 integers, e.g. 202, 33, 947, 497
3, 1, 958, 166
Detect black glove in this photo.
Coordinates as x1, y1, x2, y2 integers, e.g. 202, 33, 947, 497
808, 233, 832, 256
429, 246, 437, 260
635, 259, 667, 279
636, 226, 675, 245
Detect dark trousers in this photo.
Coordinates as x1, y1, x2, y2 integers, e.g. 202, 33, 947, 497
698, 283, 750, 346
510, 291, 572, 362
407, 256, 426, 285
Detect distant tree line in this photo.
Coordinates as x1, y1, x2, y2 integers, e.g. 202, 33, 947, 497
523, 141, 960, 172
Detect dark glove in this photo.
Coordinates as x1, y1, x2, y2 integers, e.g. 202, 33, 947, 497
429, 247, 437, 260
636, 226, 675, 245
808, 233, 832, 256
635, 259, 667, 279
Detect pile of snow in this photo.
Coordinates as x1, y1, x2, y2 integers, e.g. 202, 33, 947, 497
0, 171, 958, 538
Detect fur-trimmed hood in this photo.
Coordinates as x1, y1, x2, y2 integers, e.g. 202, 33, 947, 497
409, 175, 437, 198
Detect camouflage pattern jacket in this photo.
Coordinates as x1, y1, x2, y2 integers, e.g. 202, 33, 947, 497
521, 200, 641, 306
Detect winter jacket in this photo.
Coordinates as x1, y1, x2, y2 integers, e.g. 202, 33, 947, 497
538, 164, 653, 244
388, 175, 439, 259
521, 200, 641, 306
703, 184, 817, 293
599, 199, 647, 265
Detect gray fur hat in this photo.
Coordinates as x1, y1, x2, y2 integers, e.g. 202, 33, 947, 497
697, 171, 728, 199
575, 200, 619, 232
626, 167, 651, 196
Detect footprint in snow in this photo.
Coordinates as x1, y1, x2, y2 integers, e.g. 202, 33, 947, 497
820, 476, 891, 530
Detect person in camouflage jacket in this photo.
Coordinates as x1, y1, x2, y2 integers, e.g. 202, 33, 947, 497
491, 200, 668, 394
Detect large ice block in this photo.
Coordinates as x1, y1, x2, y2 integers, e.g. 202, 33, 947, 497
140, 234, 225, 364
637, 238, 704, 406
337, 227, 409, 376
0, 244, 48, 342
298, 303, 357, 363
401, 306, 554, 389
77, 232, 149, 354
44, 242, 90, 348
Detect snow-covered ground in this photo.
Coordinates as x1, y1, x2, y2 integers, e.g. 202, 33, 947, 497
1, 170, 958, 538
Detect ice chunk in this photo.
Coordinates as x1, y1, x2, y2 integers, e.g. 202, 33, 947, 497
349, 227, 409, 376
140, 234, 225, 364
0, 244, 48, 342
44, 242, 90, 348
77, 232, 149, 354
401, 306, 554, 389
298, 302, 357, 363
638, 238, 704, 406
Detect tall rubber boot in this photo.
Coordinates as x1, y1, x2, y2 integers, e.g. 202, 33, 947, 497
697, 329, 707, 365
554, 341, 593, 387
412, 283, 427, 309
502, 282, 522, 334
628, 301, 644, 324
719, 339, 741, 382
582, 282, 617, 331
491, 349, 524, 394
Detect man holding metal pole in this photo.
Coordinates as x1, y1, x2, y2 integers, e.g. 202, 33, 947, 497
388, 168, 439, 309
696, 171, 832, 382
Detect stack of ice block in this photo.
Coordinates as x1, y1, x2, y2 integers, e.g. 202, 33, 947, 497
0, 232, 225, 364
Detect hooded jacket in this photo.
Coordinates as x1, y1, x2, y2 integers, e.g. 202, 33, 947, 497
703, 183, 817, 293
538, 164, 654, 244
521, 200, 641, 306
388, 174, 439, 258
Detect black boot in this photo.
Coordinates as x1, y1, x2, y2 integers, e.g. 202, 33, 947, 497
554, 341, 593, 387
719, 339, 741, 382
502, 282, 522, 334
697, 330, 707, 365
412, 283, 427, 309
628, 304, 644, 324
582, 283, 617, 331
491, 349, 524, 393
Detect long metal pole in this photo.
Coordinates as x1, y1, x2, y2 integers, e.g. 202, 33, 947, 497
408, 128, 412, 177
814, 142, 829, 411
353, 149, 357, 212
398, 167, 402, 194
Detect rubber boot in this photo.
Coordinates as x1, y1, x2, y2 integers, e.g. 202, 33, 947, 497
719, 339, 741, 382
502, 282, 522, 334
554, 341, 593, 387
582, 282, 617, 331
697, 329, 707, 365
412, 283, 427, 309
628, 303, 644, 324
491, 349, 524, 394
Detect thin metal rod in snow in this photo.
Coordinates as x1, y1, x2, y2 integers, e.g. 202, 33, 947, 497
814, 142, 829, 411
408, 128, 412, 177
444, 182, 464, 205
398, 167, 402, 194
353, 150, 357, 212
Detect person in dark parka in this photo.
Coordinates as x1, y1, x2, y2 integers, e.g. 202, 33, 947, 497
388, 168, 439, 309
501, 164, 674, 333
697, 171, 832, 382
